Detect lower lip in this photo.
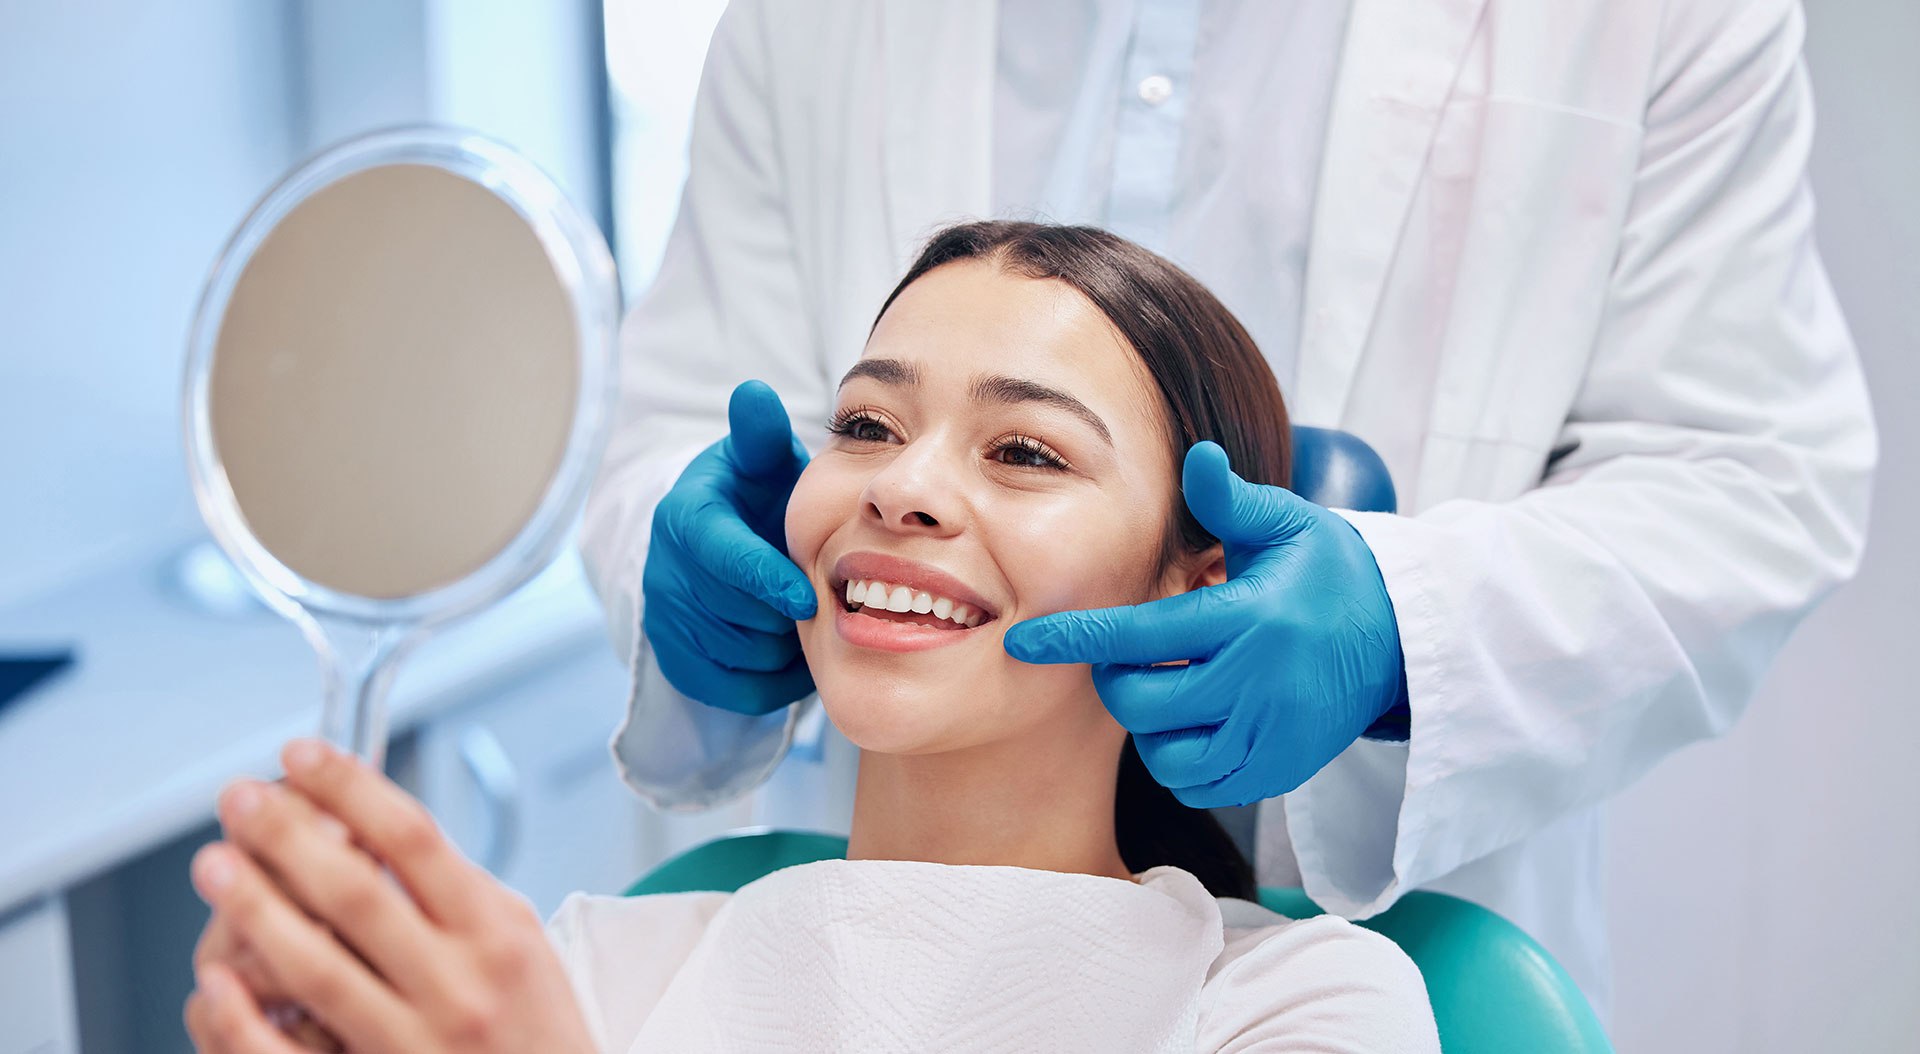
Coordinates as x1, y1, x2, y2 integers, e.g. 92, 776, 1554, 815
834, 608, 985, 653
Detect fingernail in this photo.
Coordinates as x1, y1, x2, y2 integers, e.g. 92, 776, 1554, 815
197, 962, 232, 1001
225, 782, 261, 818
285, 739, 326, 775
194, 846, 234, 897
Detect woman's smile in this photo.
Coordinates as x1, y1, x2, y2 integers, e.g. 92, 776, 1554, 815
828, 550, 1001, 652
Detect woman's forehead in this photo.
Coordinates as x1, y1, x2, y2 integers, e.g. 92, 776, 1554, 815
859, 262, 1161, 430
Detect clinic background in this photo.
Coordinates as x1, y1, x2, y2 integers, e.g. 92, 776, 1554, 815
0, 1, 1911, 1050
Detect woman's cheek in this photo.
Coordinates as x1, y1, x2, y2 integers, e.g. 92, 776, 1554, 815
996, 497, 1161, 615
784, 461, 834, 574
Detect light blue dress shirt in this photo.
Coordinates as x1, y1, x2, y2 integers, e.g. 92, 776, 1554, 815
993, 0, 1353, 392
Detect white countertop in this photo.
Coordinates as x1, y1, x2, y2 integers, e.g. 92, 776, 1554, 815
0, 533, 609, 912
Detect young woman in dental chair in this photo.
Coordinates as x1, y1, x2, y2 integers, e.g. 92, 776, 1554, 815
183, 222, 1439, 1052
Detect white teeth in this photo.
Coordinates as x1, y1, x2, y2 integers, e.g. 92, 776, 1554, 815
846, 578, 989, 627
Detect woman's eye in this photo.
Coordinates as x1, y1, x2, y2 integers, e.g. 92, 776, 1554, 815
993, 437, 1068, 471
828, 410, 896, 444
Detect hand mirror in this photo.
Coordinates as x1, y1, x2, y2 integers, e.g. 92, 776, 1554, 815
183, 127, 618, 767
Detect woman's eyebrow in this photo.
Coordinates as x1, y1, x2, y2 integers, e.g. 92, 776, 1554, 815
838, 358, 919, 388
970, 374, 1112, 444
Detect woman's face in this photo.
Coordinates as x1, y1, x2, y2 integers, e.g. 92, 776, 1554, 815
786, 260, 1206, 755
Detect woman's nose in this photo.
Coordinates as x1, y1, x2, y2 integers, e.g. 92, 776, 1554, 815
863, 444, 967, 535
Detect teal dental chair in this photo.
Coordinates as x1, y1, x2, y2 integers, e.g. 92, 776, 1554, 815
625, 428, 1612, 1053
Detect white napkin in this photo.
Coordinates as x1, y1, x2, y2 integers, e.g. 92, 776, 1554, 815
625, 858, 1226, 1053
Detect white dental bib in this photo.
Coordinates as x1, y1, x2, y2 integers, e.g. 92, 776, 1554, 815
545, 857, 1439, 1052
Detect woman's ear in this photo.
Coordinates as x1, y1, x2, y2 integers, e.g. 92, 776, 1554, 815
1188, 545, 1227, 591
1159, 544, 1226, 597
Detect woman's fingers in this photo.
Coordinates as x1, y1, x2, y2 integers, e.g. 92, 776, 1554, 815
194, 907, 343, 1050
185, 961, 311, 1054
277, 740, 493, 931
190, 841, 421, 1052
216, 777, 458, 1003
195, 907, 293, 1009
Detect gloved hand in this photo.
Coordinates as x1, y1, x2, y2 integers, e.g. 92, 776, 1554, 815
642, 380, 817, 714
1003, 441, 1410, 808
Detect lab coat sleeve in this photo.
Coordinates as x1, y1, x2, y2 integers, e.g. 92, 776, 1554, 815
578, 0, 829, 810
1284, 0, 1877, 917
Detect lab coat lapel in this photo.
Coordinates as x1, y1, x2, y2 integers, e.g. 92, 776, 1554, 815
878, 0, 996, 263
1296, 0, 1489, 427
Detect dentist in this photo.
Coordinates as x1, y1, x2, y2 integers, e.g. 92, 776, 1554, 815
582, 0, 1875, 1012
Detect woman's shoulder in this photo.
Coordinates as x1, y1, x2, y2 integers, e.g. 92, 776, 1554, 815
1199, 902, 1441, 1053
544, 890, 734, 1048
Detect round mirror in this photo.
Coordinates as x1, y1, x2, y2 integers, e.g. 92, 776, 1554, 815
183, 127, 618, 765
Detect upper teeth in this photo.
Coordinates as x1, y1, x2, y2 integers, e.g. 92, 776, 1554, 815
845, 579, 985, 628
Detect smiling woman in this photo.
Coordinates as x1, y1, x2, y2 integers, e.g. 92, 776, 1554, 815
789, 222, 1295, 897
552, 223, 1438, 1050
183, 223, 1437, 1053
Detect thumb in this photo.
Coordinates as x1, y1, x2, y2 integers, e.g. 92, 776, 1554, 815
1181, 441, 1316, 550
727, 380, 807, 482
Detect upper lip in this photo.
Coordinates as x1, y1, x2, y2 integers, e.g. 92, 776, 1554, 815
830, 551, 1001, 620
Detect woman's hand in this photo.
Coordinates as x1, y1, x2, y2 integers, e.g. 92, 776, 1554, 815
182, 739, 598, 1053
190, 906, 341, 1050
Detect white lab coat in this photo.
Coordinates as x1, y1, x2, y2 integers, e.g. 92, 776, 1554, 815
580, 0, 1876, 1013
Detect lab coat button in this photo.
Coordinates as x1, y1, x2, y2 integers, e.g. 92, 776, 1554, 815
1138, 75, 1173, 106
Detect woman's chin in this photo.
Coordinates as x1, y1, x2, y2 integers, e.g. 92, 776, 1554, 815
818, 689, 971, 756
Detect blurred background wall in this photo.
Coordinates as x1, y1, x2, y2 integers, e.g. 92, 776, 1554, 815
1604, 1, 1920, 1049
0, 0, 1911, 1050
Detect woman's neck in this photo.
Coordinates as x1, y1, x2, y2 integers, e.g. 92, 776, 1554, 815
844, 710, 1133, 882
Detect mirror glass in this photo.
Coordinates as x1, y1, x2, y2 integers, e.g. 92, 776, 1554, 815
184, 128, 618, 764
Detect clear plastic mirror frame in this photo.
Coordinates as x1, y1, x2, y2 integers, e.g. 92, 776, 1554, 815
182, 126, 620, 763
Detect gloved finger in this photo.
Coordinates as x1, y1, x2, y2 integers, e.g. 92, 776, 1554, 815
676, 600, 805, 673
690, 584, 803, 637
1168, 772, 1264, 810
650, 619, 815, 716
700, 653, 816, 717
1182, 441, 1317, 553
1135, 720, 1254, 791
1091, 662, 1231, 734
666, 501, 816, 620
1002, 588, 1231, 666
727, 380, 809, 484
645, 520, 805, 637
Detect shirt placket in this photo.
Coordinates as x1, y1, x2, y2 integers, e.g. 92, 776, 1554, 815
1104, 0, 1202, 254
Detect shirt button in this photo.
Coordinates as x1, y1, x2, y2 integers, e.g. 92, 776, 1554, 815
1137, 74, 1173, 106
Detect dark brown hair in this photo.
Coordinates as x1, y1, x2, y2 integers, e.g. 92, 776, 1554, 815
875, 221, 1291, 901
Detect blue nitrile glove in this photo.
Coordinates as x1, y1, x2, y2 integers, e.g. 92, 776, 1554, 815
642, 380, 817, 714
1004, 441, 1410, 808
